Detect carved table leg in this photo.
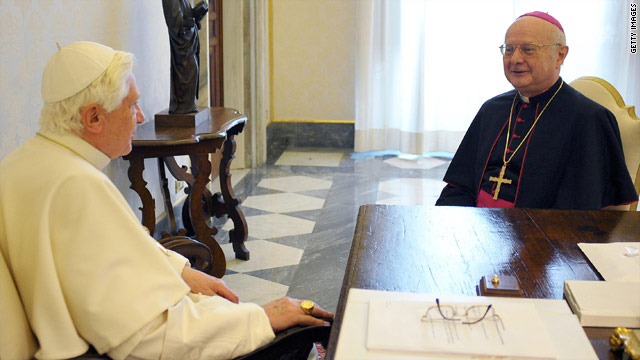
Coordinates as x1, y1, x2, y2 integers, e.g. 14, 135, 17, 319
126, 156, 156, 236
189, 153, 226, 277
158, 157, 177, 235
164, 157, 196, 235
213, 125, 249, 260
164, 156, 218, 238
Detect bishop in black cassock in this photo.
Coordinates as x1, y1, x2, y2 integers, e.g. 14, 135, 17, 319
436, 77, 637, 209
436, 11, 637, 210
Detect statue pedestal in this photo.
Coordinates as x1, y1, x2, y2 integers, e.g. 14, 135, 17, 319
155, 107, 210, 128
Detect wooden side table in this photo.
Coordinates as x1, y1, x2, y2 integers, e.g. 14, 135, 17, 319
123, 107, 249, 278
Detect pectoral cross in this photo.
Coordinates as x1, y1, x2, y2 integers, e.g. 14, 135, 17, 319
489, 164, 512, 200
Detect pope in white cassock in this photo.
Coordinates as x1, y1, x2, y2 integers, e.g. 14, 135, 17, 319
0, 41, 332, 360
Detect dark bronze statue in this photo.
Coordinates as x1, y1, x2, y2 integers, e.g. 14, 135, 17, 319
162, 0, 208, 114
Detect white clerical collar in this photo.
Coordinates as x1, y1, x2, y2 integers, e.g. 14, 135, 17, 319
518, 92, 530, 103
37, 131, 111, 170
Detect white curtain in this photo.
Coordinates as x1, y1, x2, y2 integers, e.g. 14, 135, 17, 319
355, 0, 640, 154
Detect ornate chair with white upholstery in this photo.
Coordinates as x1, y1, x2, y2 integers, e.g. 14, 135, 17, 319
570, 76, 640, 210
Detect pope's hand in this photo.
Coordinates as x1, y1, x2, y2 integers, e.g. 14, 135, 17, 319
262, 297, 334, 332
181, 266, 239, 303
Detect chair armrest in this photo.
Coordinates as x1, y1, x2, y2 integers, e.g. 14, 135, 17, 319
158, 236, 213, 273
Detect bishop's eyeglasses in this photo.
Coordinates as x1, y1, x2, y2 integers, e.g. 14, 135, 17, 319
499, 43, 561, 57
420, 298, 502, 325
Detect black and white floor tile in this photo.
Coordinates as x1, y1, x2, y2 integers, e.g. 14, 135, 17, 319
211, 148, 452, 313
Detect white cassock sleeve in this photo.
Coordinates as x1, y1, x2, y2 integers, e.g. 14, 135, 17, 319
166, 248, 191, 273
111, 294, 275, 360
49, 170, 275, 358
163, 294, 275, 359
46, 170, 191, 354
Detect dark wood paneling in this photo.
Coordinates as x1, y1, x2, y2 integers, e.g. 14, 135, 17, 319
209, 0, 223, 106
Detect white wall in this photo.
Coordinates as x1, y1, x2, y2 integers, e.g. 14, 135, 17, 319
0, 0, 179, 219
222, 0, 247, 168
272, 0, 356, 122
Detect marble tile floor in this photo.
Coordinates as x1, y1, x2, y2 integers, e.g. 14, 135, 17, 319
209, 148, 452, 314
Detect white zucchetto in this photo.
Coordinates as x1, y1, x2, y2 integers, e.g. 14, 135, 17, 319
41, 41, 115, 103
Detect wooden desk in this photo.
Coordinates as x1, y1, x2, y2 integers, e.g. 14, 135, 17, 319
123, 107, 249, 278
326, 205, 640, 360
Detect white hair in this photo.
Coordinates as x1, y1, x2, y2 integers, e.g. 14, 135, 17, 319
553, 27, 566, 46
39, 51, 135, 134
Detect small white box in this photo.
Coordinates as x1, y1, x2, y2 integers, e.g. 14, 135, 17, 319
564, 280, 640, 328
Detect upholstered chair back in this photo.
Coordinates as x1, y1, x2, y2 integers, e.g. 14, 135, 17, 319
570, 76, 640, 211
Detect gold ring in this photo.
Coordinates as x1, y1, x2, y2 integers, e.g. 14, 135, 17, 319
301, 300, 315, 315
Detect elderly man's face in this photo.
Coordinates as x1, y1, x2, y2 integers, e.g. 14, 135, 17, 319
100, 75, 145, 159
503, 17, 567, 97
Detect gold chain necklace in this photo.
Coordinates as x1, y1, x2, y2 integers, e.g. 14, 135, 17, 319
488, 80, 564, 200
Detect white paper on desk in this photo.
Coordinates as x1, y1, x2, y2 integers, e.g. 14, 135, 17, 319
335, 289, 597, 360
578, 242, 640, 282
366, 299, 557, 359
